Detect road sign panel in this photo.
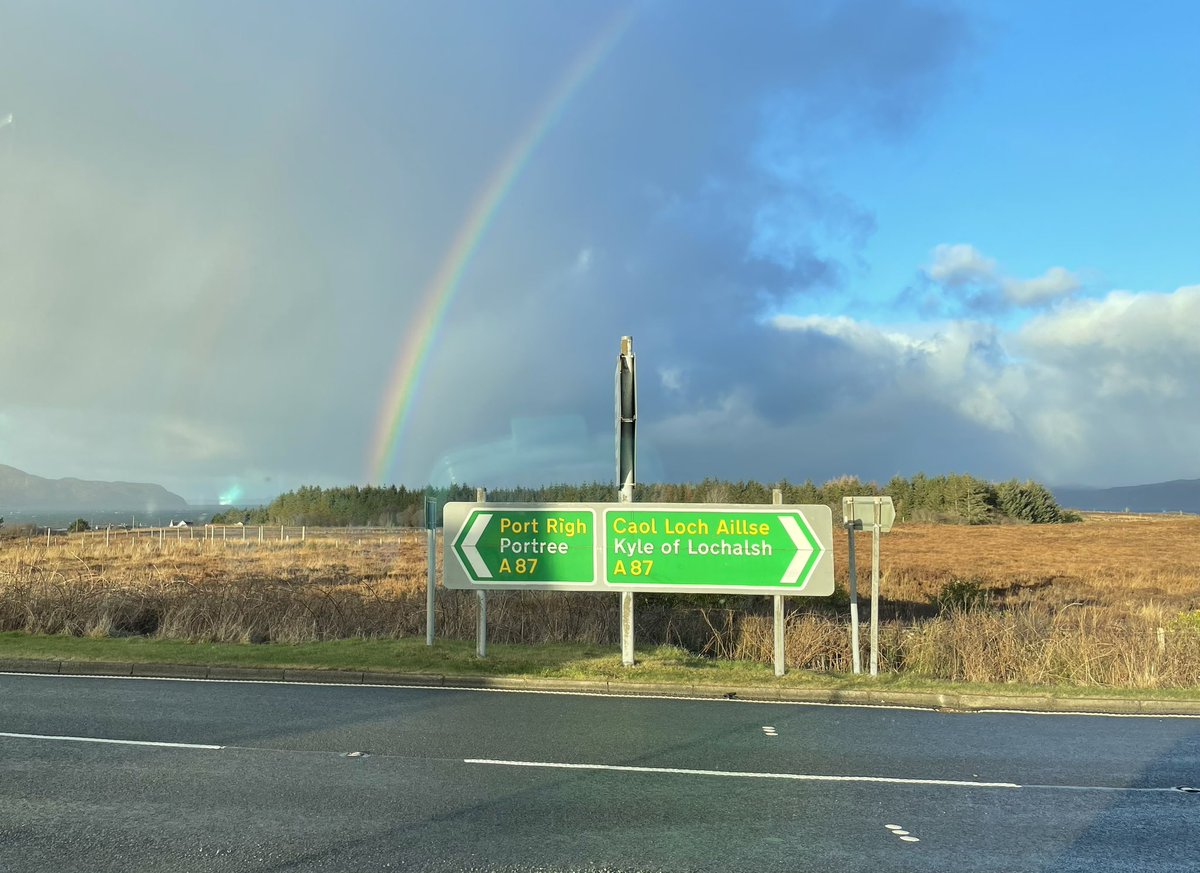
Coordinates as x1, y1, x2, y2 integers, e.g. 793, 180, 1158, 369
444, 502, 834, 595
603, 506, 832, 593
842, 496, 895, 532
445, 505, 597, 588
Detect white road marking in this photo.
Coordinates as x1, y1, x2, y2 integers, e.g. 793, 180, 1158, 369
975, 708, 1200, 719
465, 758, 1022, 789
0, 731, 223, 750
4, 672, 1199, 719
466, 759, 1187, 794
885, 823, 921, 843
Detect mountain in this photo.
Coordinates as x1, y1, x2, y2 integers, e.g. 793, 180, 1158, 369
1052, 478, 1200, 514
0, 464, 188, 511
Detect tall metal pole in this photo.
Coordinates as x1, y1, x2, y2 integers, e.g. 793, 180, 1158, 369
772, 488, 786, 677
426, 496, 437, 646
476, 487, 488, 658
847, 520, 862, 674
870, 498, 882, 677
617, 336, 637, 667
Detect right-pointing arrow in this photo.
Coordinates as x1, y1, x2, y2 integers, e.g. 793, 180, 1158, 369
462, 512, 493, 579
779, 515, 814, 585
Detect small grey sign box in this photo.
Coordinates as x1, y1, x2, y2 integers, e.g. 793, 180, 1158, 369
842, 496, 895, 533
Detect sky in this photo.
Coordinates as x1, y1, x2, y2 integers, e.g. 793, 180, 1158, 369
1, 0, 1198, 504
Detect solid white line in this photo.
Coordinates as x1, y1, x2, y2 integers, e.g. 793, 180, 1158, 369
5, 673, 1199, 718
464, 758, 1022, 789
974, 708, 1200, 719
0, 731, 223, 750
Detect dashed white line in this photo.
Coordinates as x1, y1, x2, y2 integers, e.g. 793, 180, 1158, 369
886, 823, 921, 844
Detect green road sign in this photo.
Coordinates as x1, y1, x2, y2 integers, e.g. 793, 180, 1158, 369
445, 505, 597, 588
603, 506, 832, 593
443, 502, 834, 595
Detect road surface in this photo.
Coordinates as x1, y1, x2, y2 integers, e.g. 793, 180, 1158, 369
1, 673, 1197, 871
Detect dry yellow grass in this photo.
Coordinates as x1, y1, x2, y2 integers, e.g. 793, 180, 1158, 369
2, 516, 1199, 687
841, 513, 1200, 612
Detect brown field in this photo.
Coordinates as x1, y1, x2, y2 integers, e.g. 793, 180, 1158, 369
2, 513, 1199, 688
845, 512, 1200, 613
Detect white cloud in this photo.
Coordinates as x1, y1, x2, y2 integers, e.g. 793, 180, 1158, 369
659, 366, 684, 393
572, 247, 593, 276
923, 243, 1081, 311
927, 243, 998, 286
772, 284, 1200, 484
1002, 266, 1080, 305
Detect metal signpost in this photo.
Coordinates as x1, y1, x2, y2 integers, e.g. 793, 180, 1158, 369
616, 336, 636, 666
443, 502, 834, 595
771, 489, 785, 677
475, 487, 487, 658
842, 496, 894, 676
425, 496, 437, 646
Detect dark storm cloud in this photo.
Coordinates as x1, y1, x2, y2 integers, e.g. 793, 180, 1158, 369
0, 0, 982, 497
406, 0, 977, 485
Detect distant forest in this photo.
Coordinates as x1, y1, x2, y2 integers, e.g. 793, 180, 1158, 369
210, 474, 1079, 527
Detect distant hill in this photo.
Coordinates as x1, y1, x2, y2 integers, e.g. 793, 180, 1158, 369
0, 464, 188, 511
1052, 478, 1200, 514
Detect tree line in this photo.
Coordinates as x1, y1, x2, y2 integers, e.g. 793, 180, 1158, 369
210, 474, 1079, 527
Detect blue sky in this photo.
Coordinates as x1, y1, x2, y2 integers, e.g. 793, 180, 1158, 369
1, 1, 1197, 503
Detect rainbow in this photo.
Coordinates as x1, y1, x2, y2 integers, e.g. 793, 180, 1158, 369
366, 5, 638, 485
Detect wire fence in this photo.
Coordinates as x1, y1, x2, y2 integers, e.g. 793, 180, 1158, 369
66, 525, 428, 547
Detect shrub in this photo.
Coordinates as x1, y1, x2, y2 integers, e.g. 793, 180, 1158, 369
931, 577, 990, 613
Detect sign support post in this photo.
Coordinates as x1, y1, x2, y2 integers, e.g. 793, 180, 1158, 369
870, 497, 882, 677
617, 336, 636, 667
425, 496, 437, 646
476, 488, 487, 658
843, 496, 893, 676
772, 488, 786, 677
846, 518, 862, 674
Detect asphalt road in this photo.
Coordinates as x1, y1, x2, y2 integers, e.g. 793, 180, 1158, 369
1, 673, 1197, 872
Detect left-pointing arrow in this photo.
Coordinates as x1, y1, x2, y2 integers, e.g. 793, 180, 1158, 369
462, 513, 492, 579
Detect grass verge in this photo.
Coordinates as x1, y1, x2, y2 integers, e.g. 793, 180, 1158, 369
3, 632, 1199, 703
